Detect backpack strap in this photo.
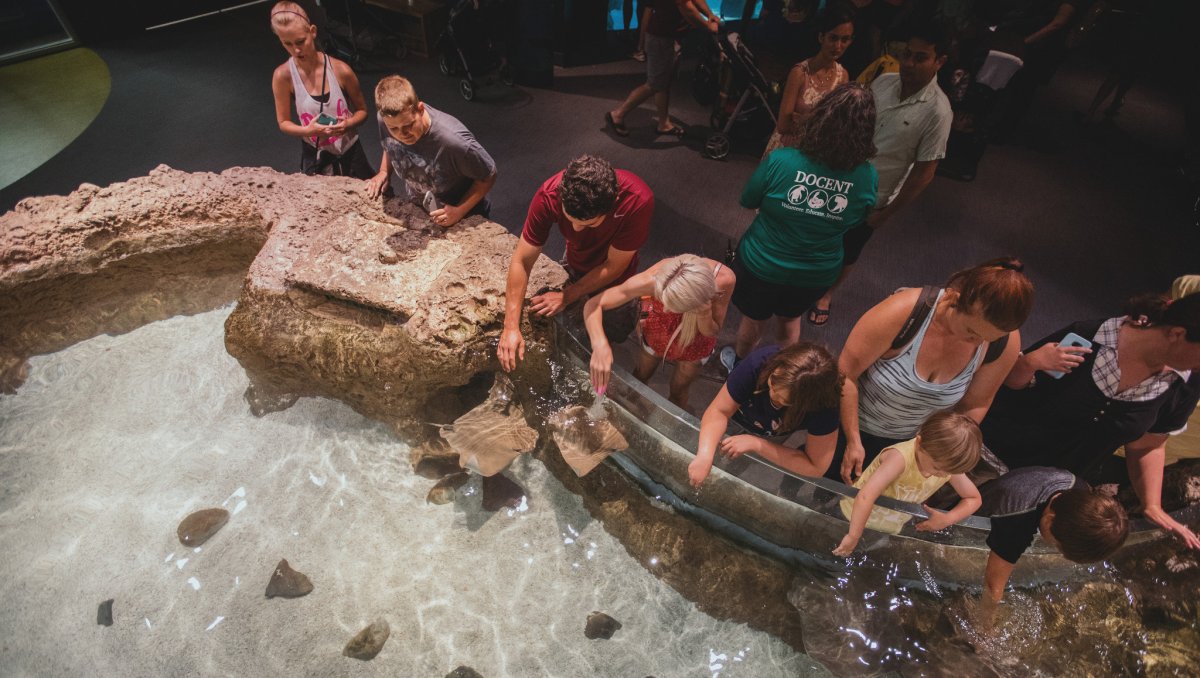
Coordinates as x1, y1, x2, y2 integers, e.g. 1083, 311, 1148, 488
890, 285, 940, 351
983, 333, 1009, 364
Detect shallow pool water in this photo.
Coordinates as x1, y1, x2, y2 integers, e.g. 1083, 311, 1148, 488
0, 307, 825, 676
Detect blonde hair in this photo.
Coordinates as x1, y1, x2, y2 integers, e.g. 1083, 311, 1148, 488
270, 1, 310, 33
375, 75, 421, 116
654, 254, 717, 356
916, 411, 982, 475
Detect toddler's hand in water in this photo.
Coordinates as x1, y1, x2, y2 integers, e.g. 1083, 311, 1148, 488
832, 533, 858, 557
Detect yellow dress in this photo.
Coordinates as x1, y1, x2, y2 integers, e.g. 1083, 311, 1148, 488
839, 438, 949, 535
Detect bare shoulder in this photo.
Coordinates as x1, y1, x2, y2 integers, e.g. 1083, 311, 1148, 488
272, 62, 292, 86
861, 287, 921, 329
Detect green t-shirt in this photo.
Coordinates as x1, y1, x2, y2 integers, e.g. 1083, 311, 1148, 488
737, 148, 878, 287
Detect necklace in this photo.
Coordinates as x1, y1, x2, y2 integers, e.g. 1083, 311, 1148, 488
807, 60, 838, 93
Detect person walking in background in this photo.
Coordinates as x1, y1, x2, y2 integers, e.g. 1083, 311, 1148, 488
269, 1, 374, 178
807, 20, 953, 326
762, 5, 854, 157
721, 83, 878, 371
605, 0, 720, 138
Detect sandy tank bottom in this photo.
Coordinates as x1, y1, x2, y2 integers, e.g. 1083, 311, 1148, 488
0, 306, 828, 677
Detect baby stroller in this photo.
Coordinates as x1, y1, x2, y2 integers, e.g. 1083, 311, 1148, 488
437, 0, 514, 101
697, 30, 777, 160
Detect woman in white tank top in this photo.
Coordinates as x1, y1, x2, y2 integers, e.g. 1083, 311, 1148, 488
269, 2, 374, 178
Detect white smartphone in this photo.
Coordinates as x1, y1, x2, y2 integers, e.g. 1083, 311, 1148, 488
422, 190, 441, 214
1045, 331, 1092, 379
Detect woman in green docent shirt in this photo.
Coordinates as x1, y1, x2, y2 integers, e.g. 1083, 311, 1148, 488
721, 83, 878, 371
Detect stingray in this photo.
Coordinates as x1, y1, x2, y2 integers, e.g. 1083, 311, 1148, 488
549, 404, 629, 477
440, 374, 538, 477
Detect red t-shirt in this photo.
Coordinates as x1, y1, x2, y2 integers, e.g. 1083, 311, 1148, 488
521, 169, 653, 286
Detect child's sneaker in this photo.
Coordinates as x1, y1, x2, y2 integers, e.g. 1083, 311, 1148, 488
631, 51, 646, 62
719, 346, 739, 374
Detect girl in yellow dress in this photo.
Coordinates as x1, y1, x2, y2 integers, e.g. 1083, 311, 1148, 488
834, 411, 982, 556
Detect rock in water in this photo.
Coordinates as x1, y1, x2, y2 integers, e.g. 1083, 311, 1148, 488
427, 471, 471, 505
343, 618, 390, 660
549, 405, 629, 477
97, 599, 114, 626
265, 559, 314, 598
584, 611, 622, 639
481, 473, 525, 512
176, 508, 230, 547
446, 667, 484, 678
412, 439, 464, 479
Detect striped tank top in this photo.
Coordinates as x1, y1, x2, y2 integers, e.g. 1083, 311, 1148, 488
857, 289, 984, 438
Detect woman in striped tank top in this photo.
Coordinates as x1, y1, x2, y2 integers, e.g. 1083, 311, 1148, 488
833, 258, 1034, 484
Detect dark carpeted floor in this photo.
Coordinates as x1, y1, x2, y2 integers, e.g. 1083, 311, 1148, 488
2, 7, 1196, 362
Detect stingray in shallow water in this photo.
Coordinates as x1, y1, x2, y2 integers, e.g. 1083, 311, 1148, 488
441, 374, 538, 477
549, 404, 629, 477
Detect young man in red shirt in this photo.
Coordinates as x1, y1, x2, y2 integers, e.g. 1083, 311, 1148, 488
498, 155, 653, 371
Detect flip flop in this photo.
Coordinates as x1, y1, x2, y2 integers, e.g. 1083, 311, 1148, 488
605, 112, 630, 137
656, 125, 686, 138
807, 304, 831, 326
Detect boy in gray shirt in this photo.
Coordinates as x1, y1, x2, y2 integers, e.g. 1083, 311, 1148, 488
365, 75, 497, 227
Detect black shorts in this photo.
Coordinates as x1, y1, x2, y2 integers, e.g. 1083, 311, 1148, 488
841, 221, 875, 266
301, 139, 376, 180
729, 256, 828, 321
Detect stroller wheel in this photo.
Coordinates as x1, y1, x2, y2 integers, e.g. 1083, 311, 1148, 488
499, 64, 515, 87
459, 78, 475, 101
704, 133, 731, 161
439, 53, 452, 76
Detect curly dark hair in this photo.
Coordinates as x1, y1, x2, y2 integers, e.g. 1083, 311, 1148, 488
559, 155, 618, 220
752, 342, 843, 434
796, 83, 877, 171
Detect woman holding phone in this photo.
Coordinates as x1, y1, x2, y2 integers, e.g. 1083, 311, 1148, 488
981, 291, 1200, 549
269, 2, 374, 178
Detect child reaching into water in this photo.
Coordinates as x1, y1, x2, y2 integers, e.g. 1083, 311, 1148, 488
689, 342, 843, 486
834, 411, 982, 556
269, 2, 374, 178
585, 254, 735, 410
